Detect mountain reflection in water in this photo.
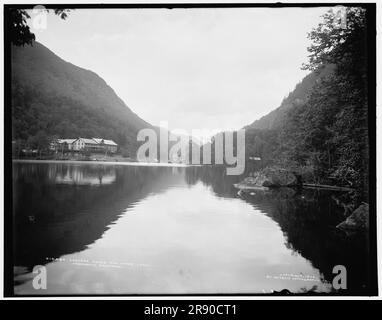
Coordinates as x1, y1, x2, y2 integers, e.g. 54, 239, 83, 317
13, 163, 370, 294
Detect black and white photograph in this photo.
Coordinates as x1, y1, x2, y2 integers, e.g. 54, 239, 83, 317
2, 1, 379, 301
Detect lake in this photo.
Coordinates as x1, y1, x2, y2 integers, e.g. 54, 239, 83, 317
12, 162, 370, 295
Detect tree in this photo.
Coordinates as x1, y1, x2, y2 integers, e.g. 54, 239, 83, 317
6, 8, 71, 46
288, 7, 368, 197
243, 7, 368, 200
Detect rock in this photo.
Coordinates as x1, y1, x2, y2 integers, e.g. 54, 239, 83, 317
235, 167, 299, 190
261, 167, 298, 187
233, 174, 268, 190
234, 168, 301, 198
233, 182, 269, 191
243, 174, 268, 186
336, 203, 369, 233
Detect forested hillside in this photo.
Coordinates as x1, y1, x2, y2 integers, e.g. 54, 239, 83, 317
246, 65, 334, 131
11, 41, 152, 156
244, 8, 369, 201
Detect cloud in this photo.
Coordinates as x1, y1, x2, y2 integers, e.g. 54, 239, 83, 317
31, 7, 329, 136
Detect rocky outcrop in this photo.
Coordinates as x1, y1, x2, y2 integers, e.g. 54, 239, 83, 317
235, 174, 269, 190
234, 167, 299, 190
261, 167, 298, 187
336, 203, 369, 233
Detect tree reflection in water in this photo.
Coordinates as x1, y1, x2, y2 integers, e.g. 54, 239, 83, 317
13, 163, 370, 294
185, 166, 370, 294
13, 163, 185, 277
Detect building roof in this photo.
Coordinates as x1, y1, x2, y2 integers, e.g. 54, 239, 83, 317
92, 138, 118, 146
76, 138, 99, 145
59, 138, 118, 146
58, 139, 76, 144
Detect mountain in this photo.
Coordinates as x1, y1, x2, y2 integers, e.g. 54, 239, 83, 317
246, 65, 334, 131
11, 41, 152, 155
201, 66, 335, 167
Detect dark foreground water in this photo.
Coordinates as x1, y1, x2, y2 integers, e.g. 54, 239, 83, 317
12, 162, 370, 295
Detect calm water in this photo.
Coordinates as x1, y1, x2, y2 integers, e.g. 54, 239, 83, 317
13, 162, 370, 295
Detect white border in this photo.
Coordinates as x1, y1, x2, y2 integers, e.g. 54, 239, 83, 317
0, 0, 380, 300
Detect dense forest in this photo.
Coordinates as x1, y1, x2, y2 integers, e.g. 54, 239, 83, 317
243, 8, 369, 201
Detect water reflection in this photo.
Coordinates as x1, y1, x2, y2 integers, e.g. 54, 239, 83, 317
187, 166, 370, 294
54, 165, 116, 185
13, 163, 369, 294
13, 163, 185, 271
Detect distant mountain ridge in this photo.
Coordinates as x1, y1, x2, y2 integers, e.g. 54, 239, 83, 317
11, 41, 152, 154
246, 65, 334, 130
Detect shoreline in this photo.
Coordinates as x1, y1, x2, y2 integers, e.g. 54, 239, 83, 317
12, 159, 194, 168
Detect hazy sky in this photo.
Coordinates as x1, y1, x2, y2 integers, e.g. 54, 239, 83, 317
29, 7, 329, 138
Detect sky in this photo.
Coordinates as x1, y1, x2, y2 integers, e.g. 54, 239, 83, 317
28, 7, 330, 140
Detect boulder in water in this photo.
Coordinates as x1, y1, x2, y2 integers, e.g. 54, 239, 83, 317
235, 167, 299, 189
336, 203, 369, 233
261, 167, 298, 187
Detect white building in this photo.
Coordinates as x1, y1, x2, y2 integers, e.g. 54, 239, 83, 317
56, 137, 118, 153
72, 138, 99, 151
54, 139, 76, 151
91, 138, 118, 153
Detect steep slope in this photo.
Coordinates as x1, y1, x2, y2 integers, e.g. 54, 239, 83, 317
246, 65, 334, 130
11, 41, 152, 154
